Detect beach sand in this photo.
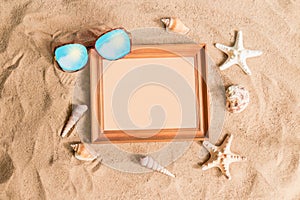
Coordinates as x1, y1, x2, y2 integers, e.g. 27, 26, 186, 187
0, 0, 299, 199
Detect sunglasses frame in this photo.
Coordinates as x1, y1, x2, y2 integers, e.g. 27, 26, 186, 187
53, 27, 132, 73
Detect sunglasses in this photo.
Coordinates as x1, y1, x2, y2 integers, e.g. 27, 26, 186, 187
54, 28, 131, 72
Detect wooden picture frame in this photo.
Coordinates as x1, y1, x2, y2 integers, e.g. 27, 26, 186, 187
90, 44, 209, 143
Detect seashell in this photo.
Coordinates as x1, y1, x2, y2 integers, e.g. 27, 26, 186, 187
140, 156, 175, 178
61, 104, 88, 137
161, 17, 190, 35
71, 143, 97, 161
225, 85, 250, 113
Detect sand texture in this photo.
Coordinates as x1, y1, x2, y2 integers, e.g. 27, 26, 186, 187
0, 0, 299, 199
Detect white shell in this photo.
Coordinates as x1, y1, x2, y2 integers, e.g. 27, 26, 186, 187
61, 104, 88, 137
140, 156, 175, 178
71, 143, 97, 161
161, 17, 190, 35
226, 85, 250, 113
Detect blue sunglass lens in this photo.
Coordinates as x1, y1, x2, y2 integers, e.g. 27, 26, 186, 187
55, 44, 88, 72
95, 29, 131, 60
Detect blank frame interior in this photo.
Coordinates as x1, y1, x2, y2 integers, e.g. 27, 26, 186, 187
90, 44, 209, 143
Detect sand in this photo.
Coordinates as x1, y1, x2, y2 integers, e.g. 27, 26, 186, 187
0, 0, 299, 199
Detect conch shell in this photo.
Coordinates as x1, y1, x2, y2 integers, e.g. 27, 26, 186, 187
140, 156, 175, 178
71, 143, 97, 161
61, 104, 88, 137
226, 85, 250, 113
161, 17, 190, 35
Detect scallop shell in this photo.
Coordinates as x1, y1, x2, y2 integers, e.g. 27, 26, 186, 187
225, 85, 250, 113
61, 104, 88, 137
71, 143, 97, 161
161, 17, 190, 35
140, 156, 175, 178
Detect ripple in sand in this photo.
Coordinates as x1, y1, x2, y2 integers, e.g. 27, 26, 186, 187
0, 149, 14, 184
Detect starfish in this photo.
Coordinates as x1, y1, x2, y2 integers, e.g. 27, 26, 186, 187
215, 31, 262, 75
201, 134, 246, 180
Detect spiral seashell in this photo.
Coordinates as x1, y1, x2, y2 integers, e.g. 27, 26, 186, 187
61, 104, 88, 137
161, 17, 190, 35
225, 85, 250, 113
140, 156, 175, 178
71, 143, 97, 161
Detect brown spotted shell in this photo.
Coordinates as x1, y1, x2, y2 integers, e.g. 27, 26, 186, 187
71, 143, 97, 161
225, 85, 250, 113
161, 17, 190, 35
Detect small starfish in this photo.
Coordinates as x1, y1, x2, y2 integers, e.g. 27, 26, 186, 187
215, 31, 262, 75
201, 134, 246, 180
